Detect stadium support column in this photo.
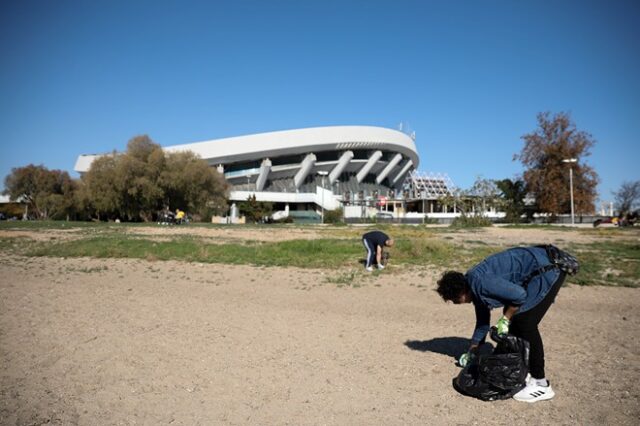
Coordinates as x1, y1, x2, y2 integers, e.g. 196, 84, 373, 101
255, 158, 271, 191
390, 160, 413, 187
356, 150, 383, 183
376, 153, 403, 184
329, 151, 353, 184
294, 153, 317, 189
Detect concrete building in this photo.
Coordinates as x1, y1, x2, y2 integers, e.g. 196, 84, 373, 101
75, 125, 430, 222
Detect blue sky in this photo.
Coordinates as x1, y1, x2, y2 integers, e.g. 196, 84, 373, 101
1, 0, 638, 204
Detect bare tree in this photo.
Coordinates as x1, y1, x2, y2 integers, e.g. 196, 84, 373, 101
464, 176, 502, 214
613, 180, 640, 215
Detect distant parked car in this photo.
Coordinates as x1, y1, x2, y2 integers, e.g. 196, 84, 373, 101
375, 211, 394, 220
593, 211, 638, 227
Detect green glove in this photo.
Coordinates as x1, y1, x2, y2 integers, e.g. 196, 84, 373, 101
458, 352, 475, 367
496, 316, 510, 335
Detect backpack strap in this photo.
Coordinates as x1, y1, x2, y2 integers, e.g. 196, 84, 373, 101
521, 246, 558, 287
522, 264, 557, 286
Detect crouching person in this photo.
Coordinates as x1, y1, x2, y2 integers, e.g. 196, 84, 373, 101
436, 246, 567, 403
362, 230, 394, 272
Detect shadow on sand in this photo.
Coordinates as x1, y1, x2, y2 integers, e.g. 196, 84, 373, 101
404, 337, 493, 359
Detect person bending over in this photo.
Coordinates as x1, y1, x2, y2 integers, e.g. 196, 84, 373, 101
436, 246, 566, 403
362, 230, 394, 272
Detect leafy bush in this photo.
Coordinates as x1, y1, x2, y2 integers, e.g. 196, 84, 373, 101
272, 216, 294, 224
324, 208, 344, 224
450, 214, 493, 228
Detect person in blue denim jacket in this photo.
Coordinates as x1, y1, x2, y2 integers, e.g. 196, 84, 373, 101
436, 246, 566, 403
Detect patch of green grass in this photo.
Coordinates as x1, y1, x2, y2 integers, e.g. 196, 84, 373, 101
63, 265, 109, 273
464, 240, 490, 245
502, 224, 573, 231
0, 220, 133, 231
567, 241, 640, 287
324, 270, 360, 287
5, 222, 639, 288
450, 215, 493, 228
23, 232, 488, 271
580, 227, 640, 238
394, 237, 501, 270
0, 236, 40, 254
393, 238, 455, 266
27, 237, 365, 269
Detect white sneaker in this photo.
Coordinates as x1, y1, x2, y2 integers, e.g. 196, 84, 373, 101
513, 380, 555, 403
365, 266, 374, 272
377, 264, 385, 270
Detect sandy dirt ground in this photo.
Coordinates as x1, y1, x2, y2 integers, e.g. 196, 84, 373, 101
1, 226, 639, 425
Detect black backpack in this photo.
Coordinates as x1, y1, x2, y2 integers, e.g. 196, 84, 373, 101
541, 244, 580, 275
453, 329, 530, 401
523, 245, 580, 285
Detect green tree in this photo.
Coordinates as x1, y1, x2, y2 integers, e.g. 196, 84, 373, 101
515, 112, 599, 216
115, 135, 165, 221
39, 174, 79, 220
161, 151, 229, 220
80, 135, 230, 222
3, 164, 77, 219
496, 178, 527, 222
239, 194, 273, 223
78, 154, 121, 220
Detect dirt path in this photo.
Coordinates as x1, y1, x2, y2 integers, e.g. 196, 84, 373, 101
1, 254, 638, 425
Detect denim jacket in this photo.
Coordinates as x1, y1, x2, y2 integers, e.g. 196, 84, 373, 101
466, 246, 560, 344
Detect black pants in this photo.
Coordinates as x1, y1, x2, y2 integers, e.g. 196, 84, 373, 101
509, 272, 566, 379
362, 238, 376, 268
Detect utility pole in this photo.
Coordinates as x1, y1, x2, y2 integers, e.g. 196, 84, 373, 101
318, 170, 328, 224
563, 158, 577, 225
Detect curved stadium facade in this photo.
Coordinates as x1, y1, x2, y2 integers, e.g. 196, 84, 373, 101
75, 125, 458, 221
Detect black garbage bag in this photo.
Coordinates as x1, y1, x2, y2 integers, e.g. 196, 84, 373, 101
453, 328, 530, 401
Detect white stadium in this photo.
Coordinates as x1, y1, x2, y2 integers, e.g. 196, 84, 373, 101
75, 125, 461, 222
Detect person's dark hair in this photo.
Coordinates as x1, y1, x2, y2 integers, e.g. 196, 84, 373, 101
436, 271, 468, 302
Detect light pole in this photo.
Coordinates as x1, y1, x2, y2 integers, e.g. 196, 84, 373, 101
318, 170, 328, 224
335, 179, 343, 221
563, 158, 577, 225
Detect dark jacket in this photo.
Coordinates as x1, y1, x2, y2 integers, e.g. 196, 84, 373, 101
362, 231, 390, 249
466, 246, 560, 344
